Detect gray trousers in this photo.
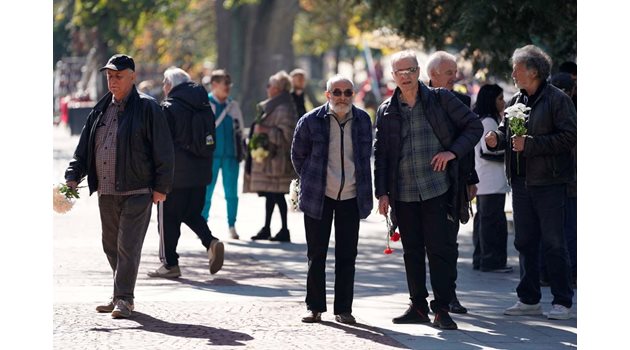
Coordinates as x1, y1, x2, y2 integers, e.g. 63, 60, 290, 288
98, 193, 153, 303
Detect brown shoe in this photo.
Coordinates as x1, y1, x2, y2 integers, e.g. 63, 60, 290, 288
208, 239, 224, 274
301, 311, 322, 323
95, 298, 115, 313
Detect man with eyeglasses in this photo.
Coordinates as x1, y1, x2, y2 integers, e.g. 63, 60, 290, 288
292, 75, 373, 325
201, 69, 246, 240
374, 50, 482, 329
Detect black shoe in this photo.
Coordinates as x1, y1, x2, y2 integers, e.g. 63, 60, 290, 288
269, 228, 290, 242
392, 304, 430, 324
433, 309, 458, 330
449, 298, 468, 314
251, 227, 271, 240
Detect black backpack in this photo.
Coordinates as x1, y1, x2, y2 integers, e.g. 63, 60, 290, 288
186, 101, 216, 158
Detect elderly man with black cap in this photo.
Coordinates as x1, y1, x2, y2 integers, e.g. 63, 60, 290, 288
64, 54, 174, 319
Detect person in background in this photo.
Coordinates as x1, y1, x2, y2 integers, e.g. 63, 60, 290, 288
290, 68, 308, 120
246, 71, 297, 242
201, 69, 246, 240
65, 54, 174, 318
292, 75, 373, 325
426, 50, 479, 314
472, 84, 512, 273
148, 67, 224, 279
485, 45, 576, 320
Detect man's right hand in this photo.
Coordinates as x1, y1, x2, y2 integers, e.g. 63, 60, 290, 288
66, 180, 78, 190
485, 131, 498, 148
378, 195, 390, 216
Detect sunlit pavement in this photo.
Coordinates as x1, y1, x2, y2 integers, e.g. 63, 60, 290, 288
53, 124, 576, 349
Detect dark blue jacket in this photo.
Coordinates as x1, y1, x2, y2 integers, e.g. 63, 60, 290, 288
291, 104, 373, 220
374, 82, 482, 223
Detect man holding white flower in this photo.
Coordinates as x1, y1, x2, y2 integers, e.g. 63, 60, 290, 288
485, 45, 577, 320
65, 54, 174, 319
291, 75, 373, 324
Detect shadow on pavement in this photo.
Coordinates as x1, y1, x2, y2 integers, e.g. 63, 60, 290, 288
90, 311, 254, 346
319, 320, 408, 348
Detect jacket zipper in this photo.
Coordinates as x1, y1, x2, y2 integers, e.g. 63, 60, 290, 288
336, 121, 347, 200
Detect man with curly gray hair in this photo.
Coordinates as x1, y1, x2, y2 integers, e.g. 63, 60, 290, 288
485, 44, 576, 320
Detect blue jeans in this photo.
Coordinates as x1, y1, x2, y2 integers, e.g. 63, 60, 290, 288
201, 156, 240, 227
511, 177, 574, 307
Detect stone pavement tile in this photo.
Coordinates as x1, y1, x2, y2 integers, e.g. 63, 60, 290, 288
54, 301, 408, 350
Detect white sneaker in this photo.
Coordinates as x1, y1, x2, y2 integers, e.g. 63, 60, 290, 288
229, 226, 239, 240
208, 239, 224, 274
547, 304, 572, 320
504, 301, 542, 316
147, 264, 181, 278
111, 299, 133, 319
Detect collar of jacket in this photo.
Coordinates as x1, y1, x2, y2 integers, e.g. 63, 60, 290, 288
260, 90, 293, 114
383, 81, 431, 117
93, 85, 140, 114
516, 80, 548, 107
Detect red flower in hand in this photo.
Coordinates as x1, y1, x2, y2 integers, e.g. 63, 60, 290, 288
384, 248, 394, 254
390, 231, 400, 242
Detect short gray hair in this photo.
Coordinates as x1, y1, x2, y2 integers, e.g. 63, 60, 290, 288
426, 51, 456, 76
269, 70, 292, 92
511, 45, 552, 81
390, 50, 419, 67
290, 68, 307, 78
326, 75, 354, 91
163, 66, 191, 88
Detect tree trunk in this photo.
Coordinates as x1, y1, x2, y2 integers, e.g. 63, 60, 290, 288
217, 0, 299, 125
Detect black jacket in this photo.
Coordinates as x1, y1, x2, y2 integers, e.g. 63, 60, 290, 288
65, 86, 174, 195
374, 82, 483, 223
162, 81, 214, 188
493, 83, 576, 186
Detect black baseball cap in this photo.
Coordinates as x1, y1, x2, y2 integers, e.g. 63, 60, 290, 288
99, 54, 135, 72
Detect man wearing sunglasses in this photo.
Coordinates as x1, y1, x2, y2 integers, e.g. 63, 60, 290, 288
374, 50, 482, 329
291, 75, 373, 325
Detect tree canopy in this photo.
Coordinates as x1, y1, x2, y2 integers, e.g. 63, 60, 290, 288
362, 0, 577, 79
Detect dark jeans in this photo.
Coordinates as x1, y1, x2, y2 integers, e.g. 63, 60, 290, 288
304, 197, 359, 314
564, 196, 577, 276
98, 193, 153, 303
511, 177, 574, 307
158, 187, 215, 267
396, 192, 457, 310
472, 194, 508, 270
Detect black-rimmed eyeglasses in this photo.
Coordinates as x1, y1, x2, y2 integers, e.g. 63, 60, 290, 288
394, 66, 419, 76
330, 89, 354, 97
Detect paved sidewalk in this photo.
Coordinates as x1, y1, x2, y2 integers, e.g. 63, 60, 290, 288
53, 125, 577, 349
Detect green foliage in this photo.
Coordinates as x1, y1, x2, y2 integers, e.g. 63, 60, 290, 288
363, 0, 577, 78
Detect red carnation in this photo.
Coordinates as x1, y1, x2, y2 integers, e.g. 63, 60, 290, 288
390, 231, 400, 242
384, 247, 394, 254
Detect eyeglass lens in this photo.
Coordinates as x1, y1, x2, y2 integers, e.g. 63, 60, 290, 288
331, 89, 354, 97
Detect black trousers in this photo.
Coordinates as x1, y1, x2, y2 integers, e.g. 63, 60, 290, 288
157, 186, 215, 267
396, 192, 457, 311
304, 197, 359, 315
511, 177, 574, 307
472, 193, 508, 270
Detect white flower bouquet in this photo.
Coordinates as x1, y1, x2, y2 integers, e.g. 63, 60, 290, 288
505, 103, 530, 174
53, 183, 81, 214
289, 178, 301, 212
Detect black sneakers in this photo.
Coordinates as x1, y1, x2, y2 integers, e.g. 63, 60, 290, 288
270, 228, 290, 242
251, 227, 271, 240
392, 304, 430, 324
433, 309, 458, 330
449, 298, 468, 314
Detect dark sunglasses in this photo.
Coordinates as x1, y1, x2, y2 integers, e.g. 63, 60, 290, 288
330, 89, 354, 97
